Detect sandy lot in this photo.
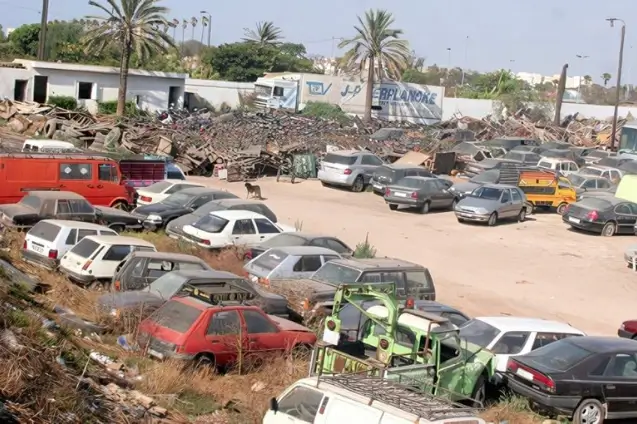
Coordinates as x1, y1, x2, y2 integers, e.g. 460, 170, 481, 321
188, 176, 635, 336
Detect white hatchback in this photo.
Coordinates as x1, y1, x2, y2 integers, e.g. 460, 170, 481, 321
59, 235, 156, 289
182, 210, 294, 249
21, 220, 117, 270
136, 180, 205, 206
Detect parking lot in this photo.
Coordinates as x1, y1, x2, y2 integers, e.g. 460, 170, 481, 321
189, 176, 634, 336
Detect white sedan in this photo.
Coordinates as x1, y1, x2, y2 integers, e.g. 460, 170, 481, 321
135, 180, 204, 206
182, 210, 296, 249
458, 316, 585, 374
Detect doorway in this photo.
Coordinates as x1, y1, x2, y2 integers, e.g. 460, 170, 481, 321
168, 86, 181, 108
13, 80, 27, 101
33, 76, 48, 103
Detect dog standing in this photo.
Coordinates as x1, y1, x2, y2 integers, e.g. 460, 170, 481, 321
245, 182, 263, 199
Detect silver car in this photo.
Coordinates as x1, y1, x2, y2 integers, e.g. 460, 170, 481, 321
244, 246, 341, 283
454, 184, 527, 226
567, 174, 615, 199
318, 150, 384, 192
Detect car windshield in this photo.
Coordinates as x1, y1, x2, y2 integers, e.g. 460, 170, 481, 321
163, 192, 197, 206
458, 319, 501, 348
471, 186, 502, 200
579, 167, 602, 177
150, 300, 202, 333
145, 181, 173, 193
568, 174, 587, 187
395, 178, 424, 189
522, 340, 593, 372
261, 233, 307, 248
192, 214, 229, 233
323, 153, 357, 166
505, 152, 523, 161
312, 262, 361, 284
470, 170, 500, 184
251, 249, 289, 271
587, 150, 608, 159
146, 273, 189, 299
19, 195, 41, 210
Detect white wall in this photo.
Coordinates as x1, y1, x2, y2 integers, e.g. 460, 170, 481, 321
0, 68, 34, 101
185, 79, 254, 110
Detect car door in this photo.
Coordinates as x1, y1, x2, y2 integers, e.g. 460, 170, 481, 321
569, 162, 579, 174
360, 155, 383, 183
432, 179, 455, 208
497, 189, 514, 217
610, 169, 622, 184
240, 309, 283, 358
292, 255, 323, 278
614, 203, 637, 234
117, 256, 147, 291
203, 309, 245, 366
510, 188, 524, 214
601, 352, 637, 418
230, 219, 261, 246
253, 218, 282, 243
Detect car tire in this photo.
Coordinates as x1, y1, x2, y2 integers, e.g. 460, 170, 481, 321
517, 208, 526, 222
194, 353, 217, 370
88, 280, 111, 291
556, 202, 568, 215
351, 176, 364, 193
470, 375, 487, 408
572, 398, 604, 424
601, 221, 616, 237
487, 212, 498, 226
109, 224, 125, 233
419, 201, 430, 214
389, 204, 398, 211
321, 181, 328, 187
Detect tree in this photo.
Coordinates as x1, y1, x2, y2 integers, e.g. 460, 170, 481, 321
190, 17, 197, 41
8, 24, 40, 57
602, 73, 612, 86
242, 21, 283, 45
84, 0, 174, 116
338, 9, 410, 122
584, 75, 592, 85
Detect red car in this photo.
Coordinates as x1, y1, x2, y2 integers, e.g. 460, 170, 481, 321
137, 284, 316, 367
619, 319, 637, 339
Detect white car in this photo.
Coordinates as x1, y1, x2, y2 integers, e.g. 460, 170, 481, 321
182, 210, 295, 249
135, 180, 205, 206
537, 157, 579, 176
458, 317, 585, 374
59, 235, 156, 289
21, 220, 117, 270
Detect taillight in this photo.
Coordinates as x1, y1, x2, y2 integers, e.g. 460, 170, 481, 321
202, 239, 211, 246
586, 210, 599, 221
245, 251, 253, 260
411, 192, 418, 199
405, 297, 415, 309
82, 260, 93, 270
22, 240, 26, 249
140, 196, 152, 202
343, 169, 352, 175
384, 188, 390, 196
48, 249, 58, 259
114, 280, 121, 291
507, 359, 555, 393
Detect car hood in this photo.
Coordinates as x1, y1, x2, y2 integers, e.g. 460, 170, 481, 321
97, 291, 162, 309
277, 223, 297, 233
0, 204, 35, 218
134, 202, 187, 217
452, 181, 482, 194
457, 197, 499, 211
167, 212, 201, 229
95, 206, 135, 219
268, 315, 312, 332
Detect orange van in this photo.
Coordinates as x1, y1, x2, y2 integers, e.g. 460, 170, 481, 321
0, 153, 135, 208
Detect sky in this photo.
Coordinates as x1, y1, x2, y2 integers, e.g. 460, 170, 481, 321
2, 0, 636, 84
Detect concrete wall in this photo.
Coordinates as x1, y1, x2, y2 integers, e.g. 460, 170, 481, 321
0, 68, 35, 101
185, 79, 254, 110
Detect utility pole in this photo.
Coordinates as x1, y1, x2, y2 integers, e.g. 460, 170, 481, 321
607, 18, 626, 151
554, 64, 568, 126
37, 0, 49, 60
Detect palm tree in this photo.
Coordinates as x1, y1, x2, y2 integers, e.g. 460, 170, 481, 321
242, 21, 283, 45
602, 72, 612, 86
338, 9, 410, 122
190, 17, 197, 41
584, 75, 592, 85
200, 15, 208, 44
170, 18, 179, 40
84, 0, 174, 116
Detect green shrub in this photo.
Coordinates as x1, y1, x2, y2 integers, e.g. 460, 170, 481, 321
97, 100, 140, 116
353, 233, 377, 259
48, 95, 77, 110
302, 101, 351, 122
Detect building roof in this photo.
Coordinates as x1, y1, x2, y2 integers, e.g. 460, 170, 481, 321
13, 59, 188, 79
475, 317, 584, 334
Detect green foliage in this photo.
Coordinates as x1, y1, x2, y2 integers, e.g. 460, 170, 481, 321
242, 21, 283, 45
8, 23, 40, 57
302, 102, 350, 122
353, 233, 377, 259
48, 95, 78, 110
98, 100, 139, 115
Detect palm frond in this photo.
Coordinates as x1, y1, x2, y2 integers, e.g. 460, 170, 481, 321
242, 20, 283, 45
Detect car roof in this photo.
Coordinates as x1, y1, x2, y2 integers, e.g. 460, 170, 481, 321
383, 163, 423, 170
85, 235, 155, 247
585, 165, 615, 171
39, 219, 111, 230
330, 257, 421, 270
25, 191, 87, 200
211, 209, 265, 219
267, 246, 339, 256
178, 187, 227, 195
475, 317, 584, 334
567, 336, 637, 353
171, 269, 240, 280
149, 179, 191, 185
481, 183, 518, 189
128, 251, 204, 262
538, 157, 572, 163
327, 150, 368, 156
414, 300, 465, 315
397, 176, 437, 182
271, 232, 329, 241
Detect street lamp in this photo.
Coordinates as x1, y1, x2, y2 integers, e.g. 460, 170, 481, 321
460, 36, 469, 86
607, 17, 626, 150
575, 54, 590, 101
200, 10, 211, 46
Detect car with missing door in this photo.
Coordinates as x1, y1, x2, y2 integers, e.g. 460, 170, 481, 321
318, 150, 384, 192
384, 176, 455, 214
454, 184, 527, 226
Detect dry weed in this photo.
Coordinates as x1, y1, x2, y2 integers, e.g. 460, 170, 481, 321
480, 396, 545, 423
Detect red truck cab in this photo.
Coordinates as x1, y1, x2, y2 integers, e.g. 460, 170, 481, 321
137, 284, 316, 368
619, 320, 637, 339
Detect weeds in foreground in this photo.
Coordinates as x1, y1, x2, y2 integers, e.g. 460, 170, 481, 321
353, 233, 377, 258
294, 219, 304, 231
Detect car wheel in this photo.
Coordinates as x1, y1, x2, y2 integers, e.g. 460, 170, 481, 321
518, 208, 526, 222
457, 218, 465, 223
194, 353, 217, 370
389, 204, 398, 211
321, 181, 328, 187
487, 212, 498, 226
109, 224, 125, 233
111, 201, 128, 211
470, 375, 487, 408
601, 221, 616, 237
419, 201, 431, 214
351, 176, 364, 193
572, 398, 603, 424
556, 202, 568, 215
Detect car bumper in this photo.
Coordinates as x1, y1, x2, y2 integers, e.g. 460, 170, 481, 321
507, 377, 579, 416
317, 170, 356, 186
455, 211, 491, 222
562, 217, 603, 233
59, 266, 95, 284
618, 328, 635, 339
371, 181, 387, 194
142, 221, 162, 231
20, 249, 58, 269
385, 196, 421, 206
165, 228, 181, 239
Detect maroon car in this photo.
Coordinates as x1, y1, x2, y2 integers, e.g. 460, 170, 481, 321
619, 319, 637, 339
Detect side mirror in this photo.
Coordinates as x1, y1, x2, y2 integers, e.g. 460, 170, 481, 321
269, 397, 278, 413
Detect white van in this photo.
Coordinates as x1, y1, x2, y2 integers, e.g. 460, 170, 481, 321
263, 375, 485, 424
22, 139, 81, 153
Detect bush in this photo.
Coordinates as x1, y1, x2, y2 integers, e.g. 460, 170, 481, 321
353, 233, 377, 259
48, 95, 77, 110
302, 101, 351, 123
97, 100, 140, 116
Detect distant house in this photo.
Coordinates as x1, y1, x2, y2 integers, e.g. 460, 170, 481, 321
0, 59, 188, 113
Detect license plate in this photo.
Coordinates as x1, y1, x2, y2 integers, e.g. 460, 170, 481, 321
31, 244, 44, 253
148, 348, 164, 360
394, 192, 407, 197
516, 368, 534, 381
568, 217, 581, 224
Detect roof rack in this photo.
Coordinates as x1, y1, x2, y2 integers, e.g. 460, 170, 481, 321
317, 373, 480, 421
177, 282, 255, 306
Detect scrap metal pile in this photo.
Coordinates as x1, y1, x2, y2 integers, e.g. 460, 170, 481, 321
0, 99, 631, 178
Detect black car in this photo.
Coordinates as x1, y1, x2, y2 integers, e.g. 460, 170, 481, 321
506, 336, 637, 423
0, 191, 142, 232
165, 199, 278, 239
98, 269, 289, 318
562, 196, 637, 236
247, 232, 353, 260
131, 187, 238, 230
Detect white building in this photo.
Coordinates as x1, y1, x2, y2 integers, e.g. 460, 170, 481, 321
0, 59, 187, 113
515, 72, 589, 89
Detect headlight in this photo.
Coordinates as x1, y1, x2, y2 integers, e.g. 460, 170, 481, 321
476, 208, 489, 214
146, 214, 162, 222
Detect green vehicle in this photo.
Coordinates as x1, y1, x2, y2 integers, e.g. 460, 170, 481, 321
310, 283, 496, 405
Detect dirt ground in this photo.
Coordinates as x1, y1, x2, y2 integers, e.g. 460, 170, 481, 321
188, 176, 636, 337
